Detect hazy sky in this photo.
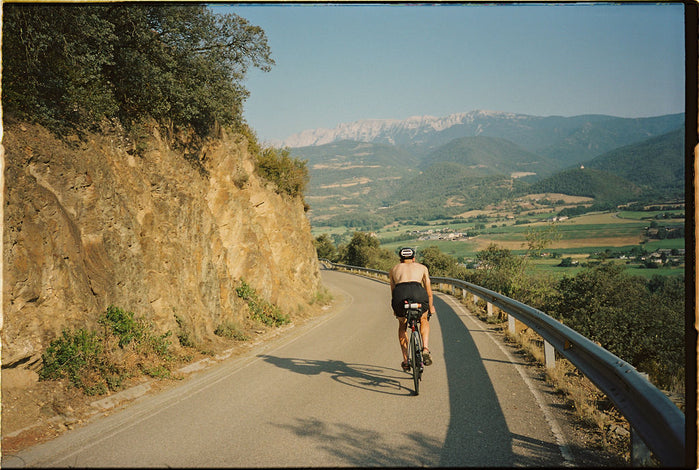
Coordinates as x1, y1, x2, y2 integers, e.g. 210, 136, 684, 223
211, 3, 686, 143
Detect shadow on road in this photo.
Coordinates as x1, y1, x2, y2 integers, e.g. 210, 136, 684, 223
431, 295, 515, 465
258, 355, 410, 396
435, 295, 564, 467
276, 417, 443, 466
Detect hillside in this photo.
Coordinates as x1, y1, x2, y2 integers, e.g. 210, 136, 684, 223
421, 135, 559, 179
527, 167, 643, 203
384, 162, 528, 222
3, 121, 321, 371
291, 140, 421, 223
584, 127, 684, 197
299, 112, 684, 227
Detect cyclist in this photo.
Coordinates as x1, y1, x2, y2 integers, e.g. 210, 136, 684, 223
389, 247, 436, 371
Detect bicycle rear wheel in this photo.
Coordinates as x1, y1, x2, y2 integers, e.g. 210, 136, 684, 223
411, 330, 421, 395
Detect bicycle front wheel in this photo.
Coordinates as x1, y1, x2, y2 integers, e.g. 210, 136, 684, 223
411, 330, 421, 395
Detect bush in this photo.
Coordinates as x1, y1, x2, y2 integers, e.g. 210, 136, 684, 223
236, 279, 290, 327
255, 147, 309, 200
214, 321, 249, 341
40, 306, 174, 395
39, 329, 106, 394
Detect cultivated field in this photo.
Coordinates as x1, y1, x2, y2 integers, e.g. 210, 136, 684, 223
314, 206, 686, 278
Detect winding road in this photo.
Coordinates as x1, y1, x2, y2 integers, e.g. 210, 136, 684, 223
4, 269, 586, 467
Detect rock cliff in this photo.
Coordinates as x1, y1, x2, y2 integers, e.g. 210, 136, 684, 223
2, 121, 321, 369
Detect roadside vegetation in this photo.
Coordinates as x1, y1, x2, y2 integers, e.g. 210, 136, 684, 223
39, 306, 177, 396
39, 281, 295, 396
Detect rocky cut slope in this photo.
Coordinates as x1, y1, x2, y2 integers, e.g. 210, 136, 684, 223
2, 121, 321, 370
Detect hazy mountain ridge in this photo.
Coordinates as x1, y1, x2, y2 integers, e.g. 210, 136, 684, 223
278, 110, 525, 148
278, 110, 684, 165
287, 111, 685, 227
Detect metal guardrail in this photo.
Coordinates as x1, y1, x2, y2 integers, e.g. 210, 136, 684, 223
321, 260, 687, 467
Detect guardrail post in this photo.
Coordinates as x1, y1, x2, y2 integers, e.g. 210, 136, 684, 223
508, 315, 516, 333
473, 294, 479, 304
544, 341, 556, 369
631, 427, 652, 467
631, 372, 653, 467
487, 302, 494, 317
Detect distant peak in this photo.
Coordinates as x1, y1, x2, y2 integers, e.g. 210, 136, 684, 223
278, 109, 525, 148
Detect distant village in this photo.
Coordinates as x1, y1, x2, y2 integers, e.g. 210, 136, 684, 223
411, 228, 471, 241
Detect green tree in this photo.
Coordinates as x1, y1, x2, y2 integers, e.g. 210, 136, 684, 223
549, 264, 683, 389
474, 244, 523, 296
342, 232, 396, 271
3, 4, 118, 132
314, 234, 338, 262
419, 245, 467, 279
3, 4, 274, 137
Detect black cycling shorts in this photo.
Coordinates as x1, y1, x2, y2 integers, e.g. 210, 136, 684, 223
391, 282, 429, 317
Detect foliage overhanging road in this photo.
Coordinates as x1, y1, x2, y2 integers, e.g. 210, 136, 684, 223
5, 269, 581, 467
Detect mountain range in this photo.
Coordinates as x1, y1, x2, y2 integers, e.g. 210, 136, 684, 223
285, 110, 685, 228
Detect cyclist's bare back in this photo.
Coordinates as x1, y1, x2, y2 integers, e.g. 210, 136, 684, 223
389, 261, 429, 287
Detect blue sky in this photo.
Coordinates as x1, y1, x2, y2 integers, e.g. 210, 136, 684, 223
212, 3, 685, 143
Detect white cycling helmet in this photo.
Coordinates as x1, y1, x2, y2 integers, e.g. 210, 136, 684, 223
399, 247, 415, 260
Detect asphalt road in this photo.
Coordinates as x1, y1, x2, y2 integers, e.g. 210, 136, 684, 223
4, 269, 574, 467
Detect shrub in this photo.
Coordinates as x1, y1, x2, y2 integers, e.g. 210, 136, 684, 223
214, 321, 249, 341
236, 279, 290, 327
39, 329, 105, 393
39, 306, 174, 395
255, 147, 309, 200
174, 314, 195, 348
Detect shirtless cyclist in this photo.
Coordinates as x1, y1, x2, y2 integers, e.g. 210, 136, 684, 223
389, 247, 436, 371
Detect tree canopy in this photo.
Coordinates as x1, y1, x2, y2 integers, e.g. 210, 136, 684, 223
3, 3, 274, 137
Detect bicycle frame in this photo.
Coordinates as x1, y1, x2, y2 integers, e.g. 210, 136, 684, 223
404, 302, 424, 395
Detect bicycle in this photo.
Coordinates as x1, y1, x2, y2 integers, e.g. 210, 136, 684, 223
402, 300, 425, 395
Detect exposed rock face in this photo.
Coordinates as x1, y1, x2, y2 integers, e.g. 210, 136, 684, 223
2, 122, 321, 368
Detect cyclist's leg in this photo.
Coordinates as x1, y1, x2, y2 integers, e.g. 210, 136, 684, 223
419, 312, 430, 351
397, 317, 408, 362
419, 312, 433, 365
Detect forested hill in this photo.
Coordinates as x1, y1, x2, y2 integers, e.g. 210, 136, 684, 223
527, 127, 684, 203
584, 127, 685, 197
527, 168, 643, 203
421, 135, 560, 178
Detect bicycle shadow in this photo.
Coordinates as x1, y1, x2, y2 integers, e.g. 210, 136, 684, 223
257, 354, 411, 396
